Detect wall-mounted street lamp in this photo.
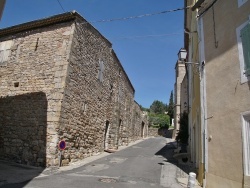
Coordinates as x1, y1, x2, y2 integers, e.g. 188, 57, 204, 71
178, 48, 203, 75
178, 48, 188, 61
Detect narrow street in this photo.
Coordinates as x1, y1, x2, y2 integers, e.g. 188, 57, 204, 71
1, 137, 193, 188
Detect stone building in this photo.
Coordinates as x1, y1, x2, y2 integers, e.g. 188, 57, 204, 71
0, 11, 148, 167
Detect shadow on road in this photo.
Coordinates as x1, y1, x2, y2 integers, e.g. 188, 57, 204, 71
155, 136, 195, 176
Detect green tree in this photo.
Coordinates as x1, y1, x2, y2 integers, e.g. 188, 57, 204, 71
167, 91, 174, 120
150, 100, 166, 114
176, 111, 189, 144
148, 113, 170, 129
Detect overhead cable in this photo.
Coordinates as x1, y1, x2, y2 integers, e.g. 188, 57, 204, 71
111, 33, 182, 40
57, 0, 66, 13
88, 6, 191, 24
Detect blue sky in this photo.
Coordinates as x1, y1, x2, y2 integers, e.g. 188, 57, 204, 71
0, 0, 184, 108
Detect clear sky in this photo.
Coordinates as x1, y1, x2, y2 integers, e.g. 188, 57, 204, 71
0, 0, 184, 108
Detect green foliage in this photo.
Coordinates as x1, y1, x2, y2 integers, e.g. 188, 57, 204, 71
176, 111, 189, 144
150, 100, 166, 114
148, 113, 170, 129
166, 91, 174, 120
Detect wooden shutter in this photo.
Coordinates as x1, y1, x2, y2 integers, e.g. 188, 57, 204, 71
241, 23, 250, 76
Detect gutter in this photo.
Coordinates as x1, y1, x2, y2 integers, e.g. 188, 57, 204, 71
191, 0, 205, 11
191, 0, 219, 18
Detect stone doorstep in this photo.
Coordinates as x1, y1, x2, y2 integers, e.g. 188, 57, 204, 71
177, 178, 202, 188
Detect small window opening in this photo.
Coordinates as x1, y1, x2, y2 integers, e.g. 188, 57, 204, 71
81, 101, 87, 113
14, 82, 19, 87
110, 83, 113, 90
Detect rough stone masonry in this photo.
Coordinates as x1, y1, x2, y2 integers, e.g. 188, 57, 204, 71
0, 11, 148, 167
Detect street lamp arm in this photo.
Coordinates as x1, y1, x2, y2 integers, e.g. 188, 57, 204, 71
184, 62, 200, 65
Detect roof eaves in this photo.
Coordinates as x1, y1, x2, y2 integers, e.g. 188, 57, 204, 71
0, 11, 79, 37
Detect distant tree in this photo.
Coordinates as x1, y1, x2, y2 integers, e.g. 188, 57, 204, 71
148, 113, 170, 129
167, 91, 174, 120
150, 100, 165, 114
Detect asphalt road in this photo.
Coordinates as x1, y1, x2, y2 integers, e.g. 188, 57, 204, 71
2, 137, 184, 188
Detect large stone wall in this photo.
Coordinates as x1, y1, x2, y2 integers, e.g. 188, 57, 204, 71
58, 19, 147, 165
0, 92, 47, 166
0, 21, 73, 166
0, 14, 148, 167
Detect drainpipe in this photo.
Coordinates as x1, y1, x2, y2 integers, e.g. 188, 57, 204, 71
197, 15, 208, 188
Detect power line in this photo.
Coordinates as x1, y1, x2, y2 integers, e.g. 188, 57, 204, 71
110, 33, 182, 40
88, 6, 191, 24
56, 0, 66, 13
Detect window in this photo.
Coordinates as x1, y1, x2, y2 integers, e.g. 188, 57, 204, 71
242, 112, 250, 176
97, 60, 104, 82
238, 0, 248, 7
236, 17, 250, 83
0, 40, 13, 63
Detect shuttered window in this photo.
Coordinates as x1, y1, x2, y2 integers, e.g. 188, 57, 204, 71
0, 40, 13, 63
243, 115, 250, 176
241, 23, 250, 76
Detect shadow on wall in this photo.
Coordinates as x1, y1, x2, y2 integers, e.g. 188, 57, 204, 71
0, 92, 47, 167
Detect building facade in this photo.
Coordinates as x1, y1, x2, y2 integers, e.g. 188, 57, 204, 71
184, 0, 250, 187
0, 11, 148, 167
184, 0, 204, 185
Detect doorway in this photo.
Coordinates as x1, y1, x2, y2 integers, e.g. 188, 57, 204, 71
141, 122, 145, 138
104, 121, 110, 150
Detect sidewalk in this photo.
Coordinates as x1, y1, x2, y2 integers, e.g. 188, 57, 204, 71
161, 138, 202, 188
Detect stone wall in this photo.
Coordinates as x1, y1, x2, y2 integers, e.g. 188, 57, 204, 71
0, 14, 149, 167
148, 128, 159, 137
0, 92, 47, 166
57, 19, 147, 165
0, 21, 73, 166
